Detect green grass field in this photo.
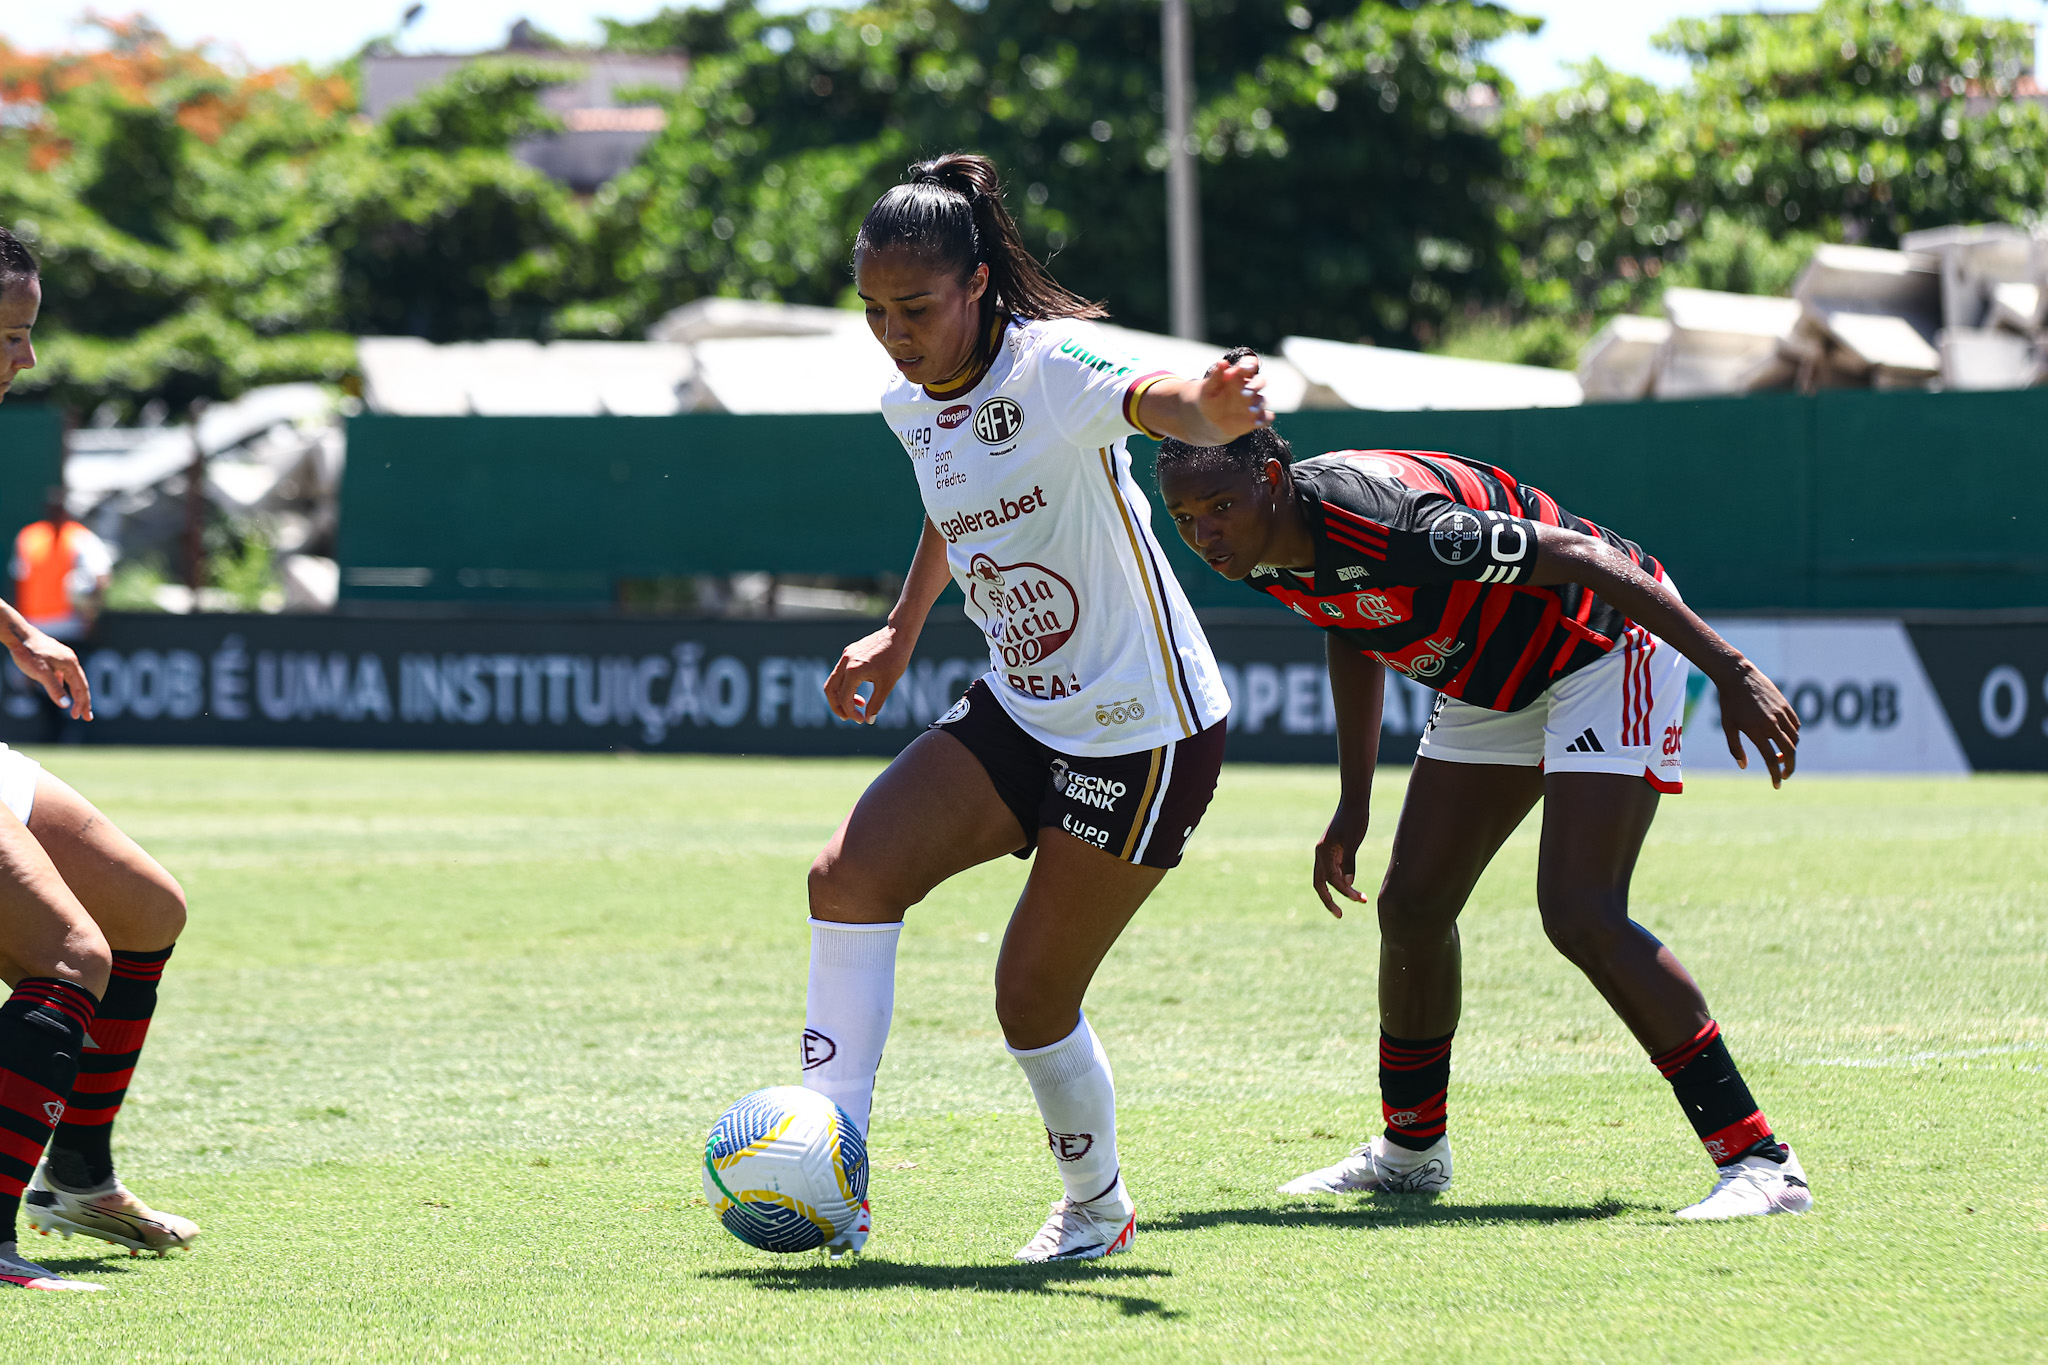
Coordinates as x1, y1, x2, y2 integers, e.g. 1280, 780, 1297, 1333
4, 749, 2044, 1361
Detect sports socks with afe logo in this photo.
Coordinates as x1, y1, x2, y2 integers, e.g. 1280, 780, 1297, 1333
48, 946, 175, 1190
802, 919, 1123, 1203
0, 978, 98, 1237
1007, 1014, 1121, 1205
1651, 1020, 1786, 1166
801, 919, 903, 1136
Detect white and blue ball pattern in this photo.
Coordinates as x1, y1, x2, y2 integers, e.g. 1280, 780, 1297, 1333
703, 1086, 868, 1253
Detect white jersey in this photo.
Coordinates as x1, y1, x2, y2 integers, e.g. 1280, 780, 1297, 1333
882, 317, 1230, 756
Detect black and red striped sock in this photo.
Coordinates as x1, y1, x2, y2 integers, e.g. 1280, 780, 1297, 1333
0, 977, 98, 1239
1381, 1029, 1454, 1152
48, 946, 173, 1190
1651, 1020, 1786, 1166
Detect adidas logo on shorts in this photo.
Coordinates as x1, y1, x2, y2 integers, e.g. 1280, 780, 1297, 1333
1563, 728, 1605, 754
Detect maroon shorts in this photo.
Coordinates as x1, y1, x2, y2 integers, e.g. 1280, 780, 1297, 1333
931, 678, 1226, 869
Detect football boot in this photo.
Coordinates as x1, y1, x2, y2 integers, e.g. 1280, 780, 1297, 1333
1675, 1143, 1813, 1221
1279, 1133, 1452, 1196
24, 1162, 200, 1256
0, 1240, 102, 1291
1013, 1179, 1136, 1263
822, 1199, 870, 1261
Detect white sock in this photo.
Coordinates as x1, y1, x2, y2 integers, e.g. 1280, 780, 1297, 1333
800, 918, 902, 1136
1008, 1013, 1122, 1204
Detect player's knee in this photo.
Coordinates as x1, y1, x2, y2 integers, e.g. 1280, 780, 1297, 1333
142, 872, 188, 944
992, 966, 1073, 1049
32, 921, 113, 998
1376, 881, 1461, 946
807, 850, 880, 922
1538, 892, 1627, 965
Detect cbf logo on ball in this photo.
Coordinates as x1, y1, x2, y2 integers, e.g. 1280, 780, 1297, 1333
973, 396, 1024, 449
1428, 508, 1484, 566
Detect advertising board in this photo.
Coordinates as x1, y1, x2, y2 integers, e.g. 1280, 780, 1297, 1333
7, 613, 2040, 773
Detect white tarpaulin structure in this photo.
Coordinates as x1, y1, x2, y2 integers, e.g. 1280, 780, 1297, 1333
357, 337, 697, 417
359, 307, 1323, 417
1280, 334, 1583, 410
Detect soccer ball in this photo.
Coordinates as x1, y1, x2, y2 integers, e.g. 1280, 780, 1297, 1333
703, 1086, 868, 1253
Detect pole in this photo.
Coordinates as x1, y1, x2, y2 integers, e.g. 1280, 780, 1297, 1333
1162, 0, 1202, 341
183, 400, 209, 593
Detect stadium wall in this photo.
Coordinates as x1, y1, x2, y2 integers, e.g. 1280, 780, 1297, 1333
336, 387, 2048, 614
12, 611, 2048, 772
0, 404, 66, 539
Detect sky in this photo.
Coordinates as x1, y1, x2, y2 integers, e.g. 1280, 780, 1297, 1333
0, 1, 2044, 93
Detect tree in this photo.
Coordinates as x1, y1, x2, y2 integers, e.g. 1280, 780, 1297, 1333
584, 0, 1535, 348
1501, 0, 2048, 321
0, 19, 591, 417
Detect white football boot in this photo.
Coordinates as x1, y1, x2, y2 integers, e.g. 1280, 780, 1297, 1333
0, 1240, 103, 1291
822, 1200, 870, 1261
1279, 1134, 1452, 1196
1675, 1144, 1813, 1221
1013, 1179, 1136, 1263
23, 1163, 200, 1256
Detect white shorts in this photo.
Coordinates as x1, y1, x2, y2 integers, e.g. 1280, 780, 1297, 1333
0, 744, 40, 824
1415, 625, 1687, 792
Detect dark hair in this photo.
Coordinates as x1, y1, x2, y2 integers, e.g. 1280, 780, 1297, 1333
855, 154, 1107, 330
1156, 348, 1292, 475
0, 227, 36, 293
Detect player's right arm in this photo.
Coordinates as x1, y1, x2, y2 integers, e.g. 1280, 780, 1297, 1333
824, 516, 953, 725
1313, 636, 1385, 918
0, 596, 89, 719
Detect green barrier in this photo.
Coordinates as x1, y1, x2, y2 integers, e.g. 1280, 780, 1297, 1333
339, 388, 2048, 613
0, 405, 65, 556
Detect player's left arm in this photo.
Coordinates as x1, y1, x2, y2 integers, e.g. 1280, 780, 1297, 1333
1527, 523, 1798, 786
0, 598, 90, 719
1133, 355, 1272, 446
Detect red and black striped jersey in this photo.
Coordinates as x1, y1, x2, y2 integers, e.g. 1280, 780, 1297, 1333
1246, 450, 1663, 712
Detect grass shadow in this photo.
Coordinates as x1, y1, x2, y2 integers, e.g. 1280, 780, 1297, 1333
14, 1240, 155, 1277
701, 1260, 1180, 1319
1141, 1196, 1644, 1233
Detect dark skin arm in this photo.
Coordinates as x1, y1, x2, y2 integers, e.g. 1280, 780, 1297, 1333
1313, 634, 1386, 919
1526, 522, 1798, 785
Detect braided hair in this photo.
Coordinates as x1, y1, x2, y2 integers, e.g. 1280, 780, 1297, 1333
855, 154, 1106, 339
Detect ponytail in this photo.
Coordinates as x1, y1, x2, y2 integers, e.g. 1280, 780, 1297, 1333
854, 153, 1107, 330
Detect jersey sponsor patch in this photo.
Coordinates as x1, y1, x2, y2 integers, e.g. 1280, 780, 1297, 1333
1428, 508, 1484, 565
966, 554, 1080, 668
935, 485, 1050, 543
937, 403, 972, 430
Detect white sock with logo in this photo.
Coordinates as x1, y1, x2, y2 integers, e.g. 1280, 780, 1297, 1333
1008, 1013, 1122, 1205
801, 918, 903, 1137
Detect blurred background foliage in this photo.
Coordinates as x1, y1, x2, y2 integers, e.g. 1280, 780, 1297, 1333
2, 0, 2044, 415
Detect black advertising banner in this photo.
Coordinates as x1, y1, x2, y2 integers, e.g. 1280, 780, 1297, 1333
1905, 621, 2048, 772
0, 613, 1432, 765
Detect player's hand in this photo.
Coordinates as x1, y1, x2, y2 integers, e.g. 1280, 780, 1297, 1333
1716, 659, 1797, 788
1194, 354, 1272, 440
5, 624, 91, 720
823, 624, 915, 725
1311, 798, 1371, 919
